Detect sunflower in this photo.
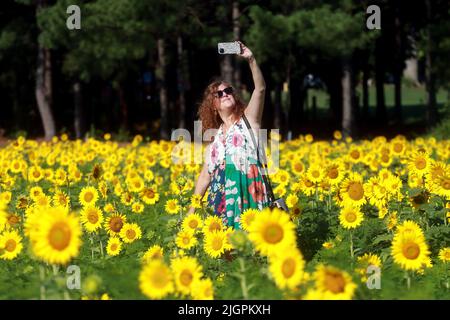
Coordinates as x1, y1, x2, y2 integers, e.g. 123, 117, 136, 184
190, 194, 203, 209
142, 245, 164, 263
339, 206, 364, 229
0, 229, 23, 260
247, 207, 296, 256
140, 187, 160, 205
407, 150, 430, 178
355, 253, 382, 282
52, 190, 70, 208
299, 174, 316, 196
79, 186, 99, 207
325, 162, 345, 185
290, 160, 305, 176
181, 213, 203, 233
202, 216, 224, 234
191, 278, 214, 300
131, 201, 144, 214
312, 264, 357, 300
395, 220, 424, 238
164, 199, 181, 215
435, 174, 450, 199
438, 247, 450, 262
391, 231, 430, 271
203, 230, 232, 258
340, 172, 366, 207
286, 194, 299, 209
139, 259, 174, 299
29, 186, 44, 201
171, 256, 203, 296
268, 247, 306, 290
306, 164, 324, 183
119, 223, 142, 243
348, 146, 363, 163
80, 206, 104, 233
30, 206, 81, 265
104, 213, 127, 236
240, 208, 259, 231
106, 237, 122, 256
175, 229, 197, 250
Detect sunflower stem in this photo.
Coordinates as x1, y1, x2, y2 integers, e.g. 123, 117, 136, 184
238, 258, 250, 299
98, 234, 104, 258
405, 271, 411, 290
39, 265, 46, 300
350, 231, 354, 260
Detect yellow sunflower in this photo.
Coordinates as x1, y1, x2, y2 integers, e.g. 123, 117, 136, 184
247, 207, 296, 256
203, 230, 232, 258
171, 256, 203, 296
79, 186, 99, 207
165, 199, 181, 215
119, 223, 142, 243
202, 216, 224, 234
191, 278, 214, 300
268, 247, 306, 290
104, 213, 127, 236
340, 172, 366, 207
438, 247, 450, 262
391, 232, 430, 271
106, 237, 122, 256
355, 253, 382, 282
181, 213, 203, 233
175, 229, 197, 250
30, 206, 81, 265
240, 208, 259, 231
139, 259, 174, 299
306, 163, 325, 183
80, 206, 104, 233
407, 150, 430, 178
142, 245, 164, 263
0, 229, 23, 260
339, 206, 364, 229
312, 264, 357, 300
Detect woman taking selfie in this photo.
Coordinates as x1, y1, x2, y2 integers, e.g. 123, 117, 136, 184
187, 41, 269, 229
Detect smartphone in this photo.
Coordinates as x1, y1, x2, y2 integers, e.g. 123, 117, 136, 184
218, 41, 241, 55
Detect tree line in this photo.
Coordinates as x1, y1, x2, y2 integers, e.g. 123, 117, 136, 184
0, 0, 449, 140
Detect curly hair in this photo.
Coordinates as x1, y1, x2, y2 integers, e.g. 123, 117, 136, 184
197, 80, 246, 134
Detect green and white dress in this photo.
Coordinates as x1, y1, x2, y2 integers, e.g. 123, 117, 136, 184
207, 116, 270, 229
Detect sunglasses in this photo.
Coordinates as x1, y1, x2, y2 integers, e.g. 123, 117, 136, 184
215, 86, 234, 98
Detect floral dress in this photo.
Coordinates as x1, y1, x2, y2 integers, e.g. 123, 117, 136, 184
207, 116, 269, 229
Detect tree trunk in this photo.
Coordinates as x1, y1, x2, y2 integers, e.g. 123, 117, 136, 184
232, 1, 241, 94
35, 40, 55, 140
375, 37, 387, 124
425, 0, 437, 127
362, 62, 369, 122
73, 81, 85, 139
177, 36, 187, 129
393, 11, 403, 124
342, 58, 354, 138
157, 38, 169, 139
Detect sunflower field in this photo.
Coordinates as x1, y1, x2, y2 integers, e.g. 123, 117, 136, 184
0, 132, 449, 300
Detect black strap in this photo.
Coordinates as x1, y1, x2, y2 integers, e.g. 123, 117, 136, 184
242, 114, 275, 203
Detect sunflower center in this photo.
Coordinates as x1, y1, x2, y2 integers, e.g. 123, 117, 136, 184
415, 157, 426, 170
281, 258, 296, 278
294, 163, 303, 172
33, 171, 40, 178
345, 212, 357, 223
5, 239, 17, 252
381, 154, 389, 163
442, 178, 450, 190
350, 150, 360, 159
180, 270, 193, 286
403, 242, 420, 260
305, 180, 313, 188
211, 237, 223, 251
109, 217, 124, 232
110, 243, 118, 251
8, 215, 19, 225
151, 269, 169, 288
328, 169, 338, 179
312, 171, 320, 178
324, 271, 346, 294
126, 229, 136, 239
182, 236, 190, 245
263, 224, 284, 244
209, 222, 221, 233
48, 222, 72, 251
348, 182, 364, 201
393, 143, 403, 153
84, 192, 94, 202
188, 220, 198, 229
87, 211, 99, 224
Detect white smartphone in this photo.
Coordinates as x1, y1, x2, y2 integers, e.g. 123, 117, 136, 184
218, 41, 241, 54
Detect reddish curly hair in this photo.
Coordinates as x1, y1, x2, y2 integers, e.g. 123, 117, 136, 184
197, 80, 246, 134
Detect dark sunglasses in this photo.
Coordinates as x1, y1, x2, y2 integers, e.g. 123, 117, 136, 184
215, 86, 234, 98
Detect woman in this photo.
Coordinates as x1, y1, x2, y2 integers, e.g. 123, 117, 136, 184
188, 41, 269, 229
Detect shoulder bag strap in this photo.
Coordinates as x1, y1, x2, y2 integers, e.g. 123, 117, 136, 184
242, 114, 276, 203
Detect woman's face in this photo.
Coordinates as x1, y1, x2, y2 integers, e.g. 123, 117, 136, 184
214, 83, 236, 112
